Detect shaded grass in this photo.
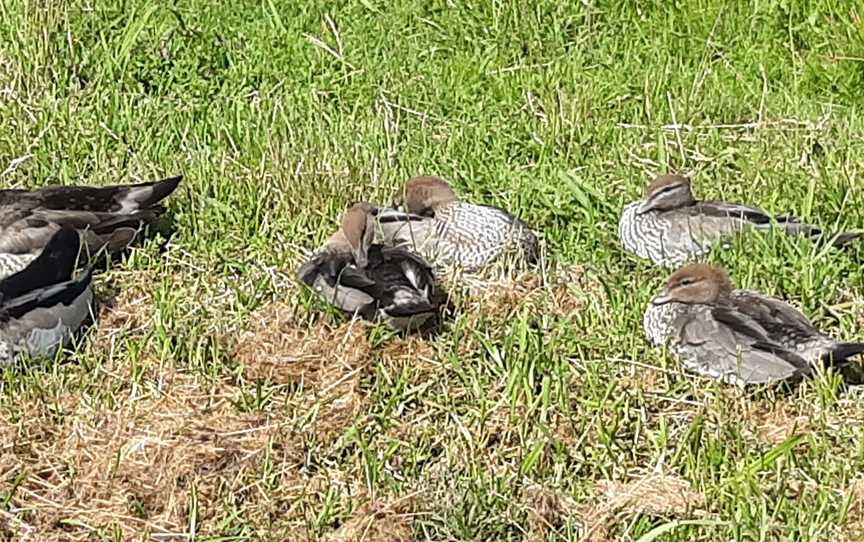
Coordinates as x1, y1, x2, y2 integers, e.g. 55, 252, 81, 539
1, 0, 864, 540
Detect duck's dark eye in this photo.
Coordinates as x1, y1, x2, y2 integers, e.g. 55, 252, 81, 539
654, 184, 682, 197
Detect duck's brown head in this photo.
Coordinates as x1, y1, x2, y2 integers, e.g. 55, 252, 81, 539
394, 176, 459, 217
652, 263, 733, 305
338, 202, 377, 268
637, 174, 696, 214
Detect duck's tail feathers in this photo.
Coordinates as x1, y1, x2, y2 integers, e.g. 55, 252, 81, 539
822, 342, 864, 364
828, 231, 863, 248
773, 216, 821, 237
776, 218, 863, 249
117, 175, 182, 211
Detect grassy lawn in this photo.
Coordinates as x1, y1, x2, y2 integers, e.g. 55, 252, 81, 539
2, 0, 864, 540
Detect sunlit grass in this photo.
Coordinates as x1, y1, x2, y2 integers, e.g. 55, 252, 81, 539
0, 0, 863, 540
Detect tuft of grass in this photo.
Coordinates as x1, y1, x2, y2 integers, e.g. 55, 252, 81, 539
1, 0, 864, 540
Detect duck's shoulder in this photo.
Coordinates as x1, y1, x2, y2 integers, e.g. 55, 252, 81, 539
369, 244, 432, 271
730, 289, 815, 333
297, 246, 352, 283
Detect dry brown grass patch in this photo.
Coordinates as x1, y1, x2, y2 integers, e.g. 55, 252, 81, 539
456, 264, 597, 322
581, 472, 706, 542
0, 370, 295, 540
233, 302, 371, 385
324, 496, 415, 542
751, 401, 811, 446
520, 482, 579, 542
233, 302, 374, 440
842, 479, 864, 541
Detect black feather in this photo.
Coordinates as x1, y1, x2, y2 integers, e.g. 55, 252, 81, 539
0, 229, 79, 299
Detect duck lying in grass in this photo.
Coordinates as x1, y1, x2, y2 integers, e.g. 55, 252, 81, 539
645, 263, 864, 385
298, 202, 440, 331
0, 175, 182, 278
0, 228, 93, 367
376, 175, 539, 273
619, 174, 860, 268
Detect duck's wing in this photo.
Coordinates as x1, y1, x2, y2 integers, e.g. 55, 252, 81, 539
0, 176, 182, 213
0, 269, 92, 322
297, 251, 376, 315
687, 200, 830, 238
0, 176, 181, 255
369, 246, 437, 316
0, 229, 79, 299
685, 200, 775, 224
380, 247, 434, 287
733, 290, 864, 364
731, 290, 815, 336
674, 306, 809, 384
0, 209, 152, 255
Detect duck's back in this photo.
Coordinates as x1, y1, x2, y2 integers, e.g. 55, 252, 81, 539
619, 202, 749, 266
366, 246, 434, 305
431, 202, 538, 269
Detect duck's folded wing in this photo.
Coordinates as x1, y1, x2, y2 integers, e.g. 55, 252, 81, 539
0, 176, 182, 213
0, 229, 79, 299
379, 247, 434, 289
0, 270, 92, 322
690, 200, 825, 237
689, 201, 776, 225
0, 207, 162, 254
731, 290, 815, 337
676, 309, 808, 384
298, 253, 375, 289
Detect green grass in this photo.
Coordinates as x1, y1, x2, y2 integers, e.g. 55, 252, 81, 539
1, 0, 864, 540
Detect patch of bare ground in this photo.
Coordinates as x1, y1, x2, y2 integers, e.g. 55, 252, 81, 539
580, 472, 706, 542
0, 369, 298, 540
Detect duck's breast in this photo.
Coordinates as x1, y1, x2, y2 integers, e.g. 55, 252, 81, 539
0, 252, 39, 280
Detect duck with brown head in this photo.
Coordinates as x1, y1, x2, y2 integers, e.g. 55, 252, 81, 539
619, 173, 861, 267
644, 263, 864, 385
376, 175, 540, 273
298, 202, 440, 331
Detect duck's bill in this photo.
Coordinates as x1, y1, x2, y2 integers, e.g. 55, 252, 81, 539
651, 293, 673, 305
375, 208, 426, 224
635, 201, 653, 215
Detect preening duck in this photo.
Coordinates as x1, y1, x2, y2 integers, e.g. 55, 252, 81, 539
298, 202, 440, 331
376, 175, 539, 272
